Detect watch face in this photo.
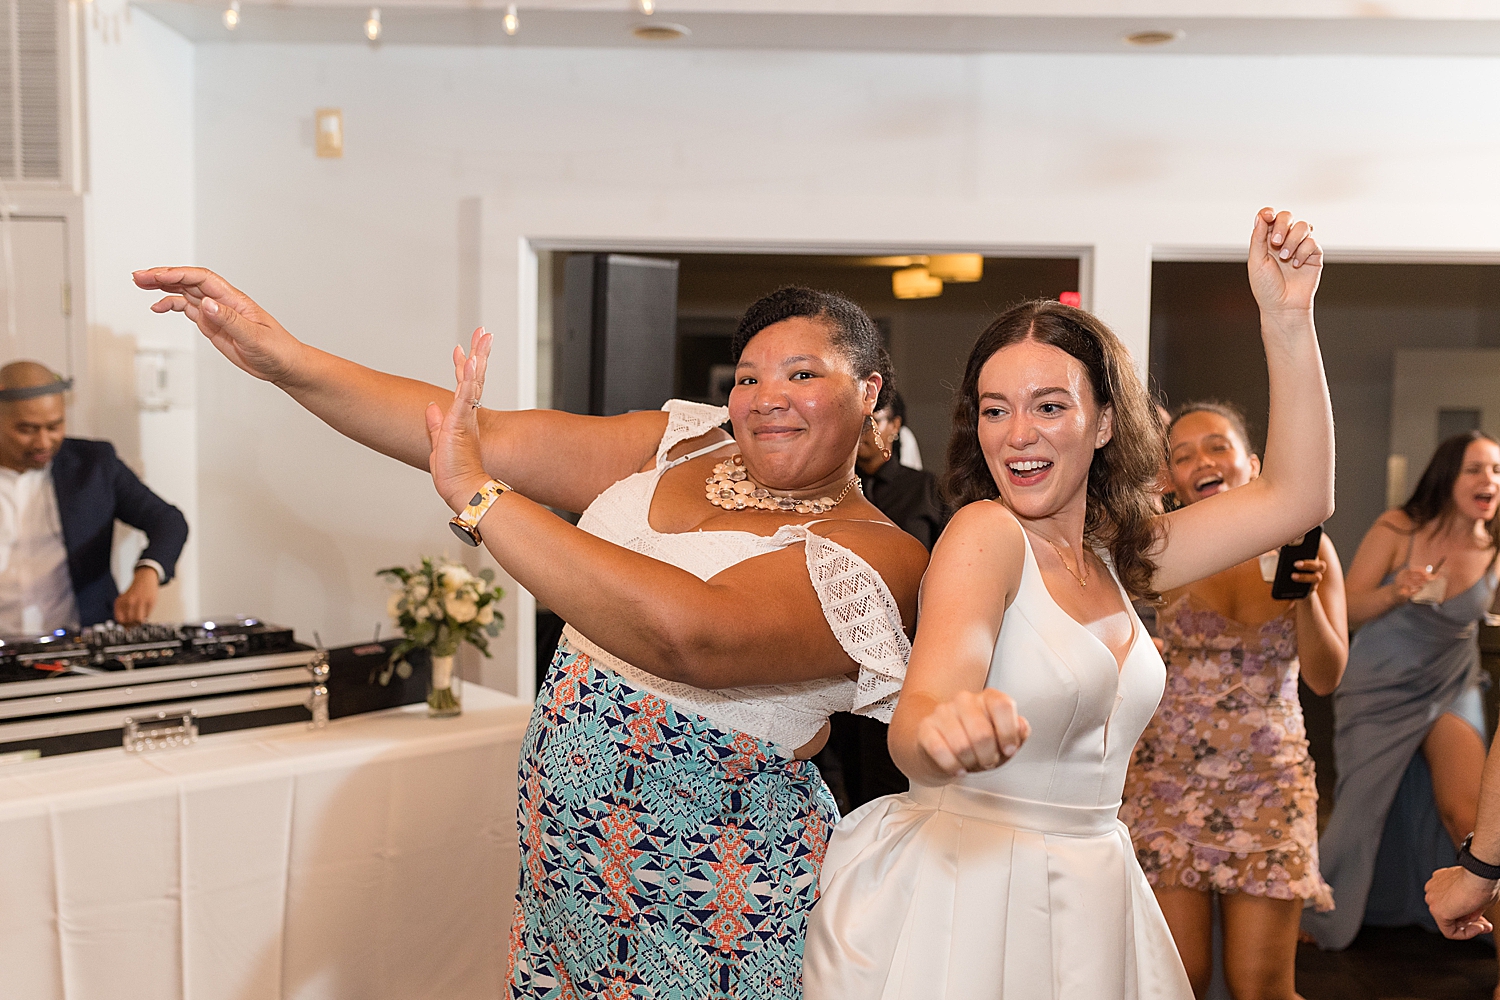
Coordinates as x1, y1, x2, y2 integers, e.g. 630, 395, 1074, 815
450, 519, 481, 546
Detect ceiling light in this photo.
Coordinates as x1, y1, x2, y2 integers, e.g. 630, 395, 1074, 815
364, 7, 381, 41
222, 0, 240, 30
858, 255, 922, 268
638, 0, 654, 13
633, 22, 689, 40
892, 266, 943, 300
1123, 29, 1184, 47
925, 254, 983, 283
504, 4, 519, 35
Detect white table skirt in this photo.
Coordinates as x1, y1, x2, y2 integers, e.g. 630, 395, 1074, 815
0, 685, 533, 1000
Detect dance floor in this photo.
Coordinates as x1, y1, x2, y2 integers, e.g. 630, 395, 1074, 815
1297, 926, 1497, 999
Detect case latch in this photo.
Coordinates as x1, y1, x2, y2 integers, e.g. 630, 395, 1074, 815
308, 651, 331, 729
123, 709, 199, 753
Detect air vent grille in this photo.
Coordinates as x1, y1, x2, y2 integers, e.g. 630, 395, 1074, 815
0, 0, 61, 182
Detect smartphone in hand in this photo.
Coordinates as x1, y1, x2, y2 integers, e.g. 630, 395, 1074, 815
1271, 526, 1324, 601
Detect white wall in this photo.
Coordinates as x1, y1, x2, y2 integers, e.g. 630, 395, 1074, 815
84, 5, 199, 620
182, 42, 1500, 693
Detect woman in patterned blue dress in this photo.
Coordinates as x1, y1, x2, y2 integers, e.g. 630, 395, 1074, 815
136, 269, 929, 999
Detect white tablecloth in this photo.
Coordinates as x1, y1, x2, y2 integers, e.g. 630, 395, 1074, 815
0, 685, 533, 1000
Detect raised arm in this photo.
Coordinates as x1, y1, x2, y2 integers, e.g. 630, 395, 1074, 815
1150, 209, 1335, 592
887, 502, 1031, 787
132, 267, 666, 512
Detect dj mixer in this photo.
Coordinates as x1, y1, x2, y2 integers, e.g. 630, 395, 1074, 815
0, 620, 426, 757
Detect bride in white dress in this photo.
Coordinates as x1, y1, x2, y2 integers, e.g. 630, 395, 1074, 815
804, 208, 1333, 1000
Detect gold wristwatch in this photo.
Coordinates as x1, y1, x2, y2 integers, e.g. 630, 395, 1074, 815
449, 479, 511, 546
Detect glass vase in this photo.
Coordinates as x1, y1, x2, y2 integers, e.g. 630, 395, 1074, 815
427, 653, 462, 718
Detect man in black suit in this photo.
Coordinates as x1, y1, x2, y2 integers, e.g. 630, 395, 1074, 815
0, 362, 188, 630
856, 390, 946, 550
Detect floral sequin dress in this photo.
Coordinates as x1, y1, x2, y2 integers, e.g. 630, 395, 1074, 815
1120, 594, 1334, 910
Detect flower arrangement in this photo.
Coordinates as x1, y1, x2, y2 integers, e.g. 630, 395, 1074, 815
376, 557, 504, 714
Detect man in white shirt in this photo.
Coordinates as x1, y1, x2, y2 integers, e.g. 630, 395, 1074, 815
0, 362, 188, 632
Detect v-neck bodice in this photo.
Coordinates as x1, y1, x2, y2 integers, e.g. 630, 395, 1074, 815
958, 529, 1166, 809
803, 522, 1193, 1000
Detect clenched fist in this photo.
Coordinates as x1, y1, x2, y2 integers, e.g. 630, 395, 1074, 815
915, 688, 1031, 778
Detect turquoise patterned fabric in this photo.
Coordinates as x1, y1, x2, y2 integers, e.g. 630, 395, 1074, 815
508, 637, 838, 999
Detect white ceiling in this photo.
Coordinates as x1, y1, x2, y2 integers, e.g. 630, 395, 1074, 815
139, 0, 1500, 52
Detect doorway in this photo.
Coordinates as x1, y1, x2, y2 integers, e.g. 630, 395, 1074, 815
544, 251, 1081, 476
1149, 259, 1500, 816
533, 248, 1082, 685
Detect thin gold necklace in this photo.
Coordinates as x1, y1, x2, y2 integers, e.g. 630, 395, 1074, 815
1037, 532, 1089, 588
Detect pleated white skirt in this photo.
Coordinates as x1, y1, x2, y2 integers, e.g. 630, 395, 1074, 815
803, 784, 1194, 999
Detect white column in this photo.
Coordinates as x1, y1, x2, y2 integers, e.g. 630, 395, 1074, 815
1083, 239, 1155, 377
469, 198, 537, 700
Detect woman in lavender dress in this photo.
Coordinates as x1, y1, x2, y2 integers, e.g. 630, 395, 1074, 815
1120, 401, 1347, 999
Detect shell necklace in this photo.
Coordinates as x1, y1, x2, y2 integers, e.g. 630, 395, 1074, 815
705, 454, 860, 515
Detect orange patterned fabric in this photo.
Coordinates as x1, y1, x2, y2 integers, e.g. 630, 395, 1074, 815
508, 638, 837, 998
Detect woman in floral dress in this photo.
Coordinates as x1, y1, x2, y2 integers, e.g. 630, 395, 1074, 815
1120, 401, 1348, 999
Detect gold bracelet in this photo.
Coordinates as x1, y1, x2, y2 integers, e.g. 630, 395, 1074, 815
449, 479, 512, 546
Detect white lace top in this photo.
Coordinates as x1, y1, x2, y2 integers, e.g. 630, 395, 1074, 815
564, 399, 911, 754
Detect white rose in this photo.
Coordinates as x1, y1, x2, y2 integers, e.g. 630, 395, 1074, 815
476, 603, 494, 626
445, 594, 478, 623
387, 592, 403, 619
425, 598, 444, 620
410, 580, 430, 602
439, 566, 472, 593
413, 602, 430, 622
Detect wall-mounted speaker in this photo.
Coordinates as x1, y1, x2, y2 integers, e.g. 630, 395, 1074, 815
556, 253, 679, 416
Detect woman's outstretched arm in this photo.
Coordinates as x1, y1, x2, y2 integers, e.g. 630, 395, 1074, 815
1151, 209, 1335, 592
419, 332, 929, 691
132, 267, 666, 513
887, 501, 1030, 787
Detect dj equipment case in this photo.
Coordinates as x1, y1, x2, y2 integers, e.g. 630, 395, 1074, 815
0, 620, 428, 758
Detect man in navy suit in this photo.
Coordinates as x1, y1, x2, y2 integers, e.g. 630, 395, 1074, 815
0, 362, 188, 631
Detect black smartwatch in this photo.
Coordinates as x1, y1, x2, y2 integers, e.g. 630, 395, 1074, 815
1458, 833, 1500, 881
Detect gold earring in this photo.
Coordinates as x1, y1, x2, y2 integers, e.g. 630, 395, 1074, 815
869, 415, 891, 461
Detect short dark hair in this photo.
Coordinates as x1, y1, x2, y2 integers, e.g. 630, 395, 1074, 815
733, 286, 894, 409
1403, 431, 1500, 547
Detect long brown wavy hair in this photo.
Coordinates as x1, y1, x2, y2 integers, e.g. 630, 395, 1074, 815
944, 299, 1167, 600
